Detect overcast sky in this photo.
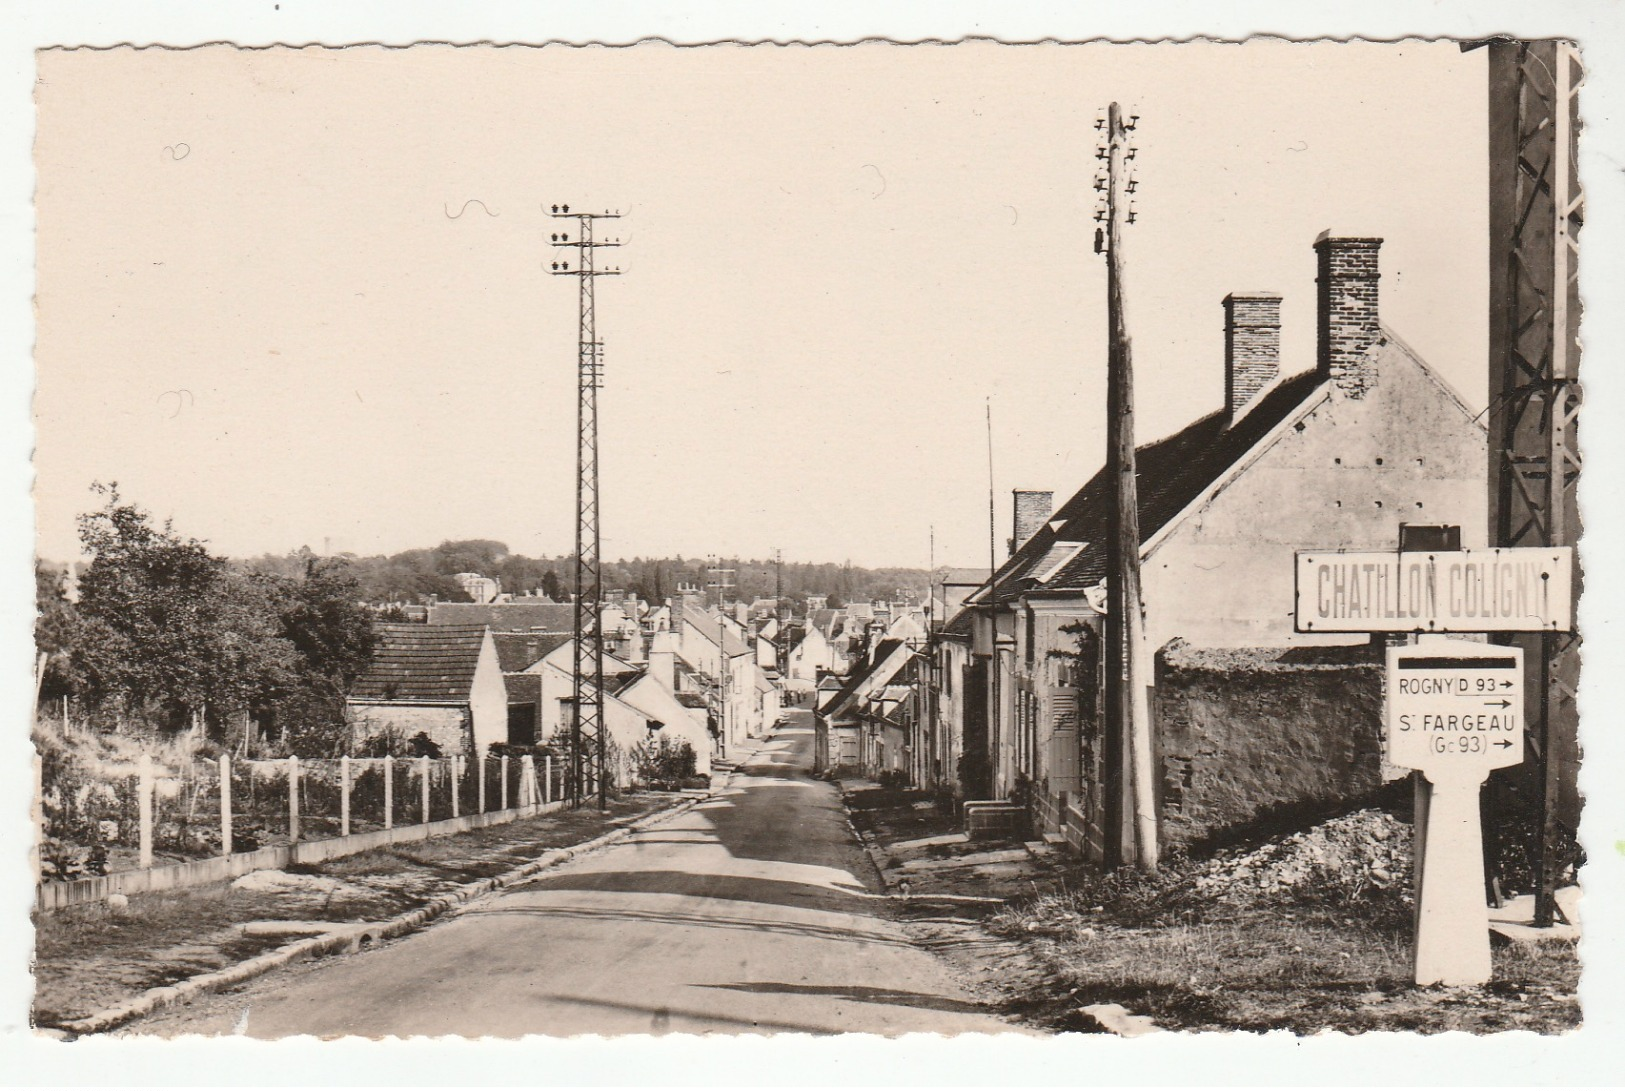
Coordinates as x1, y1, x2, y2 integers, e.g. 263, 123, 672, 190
33, 41, 1486, 569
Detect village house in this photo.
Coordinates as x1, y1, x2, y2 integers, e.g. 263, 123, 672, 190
787, 619, 837, 681
815, 638, 916, 775
490, 631, 572, 746
512, 635, 713, 782
673, 603, 769, 751
346, 623, 509, 758
940, 233, 1488, 860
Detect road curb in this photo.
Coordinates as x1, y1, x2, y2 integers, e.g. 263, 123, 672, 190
54, 793, 705, 1038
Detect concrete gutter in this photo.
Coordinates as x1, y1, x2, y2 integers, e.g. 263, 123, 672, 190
54, 793, 706, 1038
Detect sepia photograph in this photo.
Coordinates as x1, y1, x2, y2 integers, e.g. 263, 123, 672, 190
11, 10, 1622, 1074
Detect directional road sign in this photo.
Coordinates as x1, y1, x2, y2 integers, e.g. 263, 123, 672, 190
1386, 637, 1524, 775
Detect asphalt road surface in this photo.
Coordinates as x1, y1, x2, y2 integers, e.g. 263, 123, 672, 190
129, 714, 1013, 1037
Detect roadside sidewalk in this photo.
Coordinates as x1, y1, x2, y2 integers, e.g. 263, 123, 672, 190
837, 778, 1060, 904
34, 789, 702, 1034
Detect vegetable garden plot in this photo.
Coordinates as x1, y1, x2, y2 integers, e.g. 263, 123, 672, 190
233, 761, 291, 849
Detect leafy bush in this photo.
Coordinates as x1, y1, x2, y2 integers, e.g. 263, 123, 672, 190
631, 736, 697, 790
39, 837, 108, 881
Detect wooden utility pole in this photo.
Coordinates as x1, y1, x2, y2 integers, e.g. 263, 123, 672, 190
1097, 103, 1158, 871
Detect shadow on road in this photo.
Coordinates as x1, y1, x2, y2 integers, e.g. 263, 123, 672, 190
465, 898, 909, 949
512, 867, 876, 916
699, 980, 991, 1016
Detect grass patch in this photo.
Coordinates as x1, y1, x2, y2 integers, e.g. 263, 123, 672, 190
986, 865, 1580, 1034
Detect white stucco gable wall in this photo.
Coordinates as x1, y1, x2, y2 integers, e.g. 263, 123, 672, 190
1143, 342, 1488, 650
468, 630, 511, 755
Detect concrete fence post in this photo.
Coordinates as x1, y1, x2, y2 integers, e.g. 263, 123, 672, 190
520, 755, 536, 809
288, 755, 300, 842
419, 755, 431, 825
383, 757, 394, 830
545, 754, 553, 804
340, 755, 351, 837
137, 754, 154, 869
219, 754, 232, 857
450, 755, 460, 819
500, 754, 510, 811
477, 752, 487, 814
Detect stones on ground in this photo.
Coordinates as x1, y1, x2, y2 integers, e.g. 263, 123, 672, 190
239, 920, 355, 938
1079, 1002, 1162, 1037
1188, 809, 1413, 906
228, 869, 369, 901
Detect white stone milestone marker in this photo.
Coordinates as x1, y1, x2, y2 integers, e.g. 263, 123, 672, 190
1386, 635, 1525, 987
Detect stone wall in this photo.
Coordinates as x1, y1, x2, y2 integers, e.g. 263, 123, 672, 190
1153, 642, 1385, 851
349, 704, 471, 757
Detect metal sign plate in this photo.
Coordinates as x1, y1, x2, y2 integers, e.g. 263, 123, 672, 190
1295, 547, 1573, 633
1385, 638, 1524, 775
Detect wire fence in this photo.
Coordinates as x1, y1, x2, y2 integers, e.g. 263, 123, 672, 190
39, 748, 567, 883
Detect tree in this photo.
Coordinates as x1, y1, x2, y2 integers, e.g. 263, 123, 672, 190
34, 560, 80, 705
240, 549, 379, 754
72, 483, 295, 733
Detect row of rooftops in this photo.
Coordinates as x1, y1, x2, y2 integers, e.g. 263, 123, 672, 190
934, 232, 1483, 635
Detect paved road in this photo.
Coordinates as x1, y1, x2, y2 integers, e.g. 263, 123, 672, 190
131, 714, 1013, 1037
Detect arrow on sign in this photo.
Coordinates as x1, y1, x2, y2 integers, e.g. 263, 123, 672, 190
1493, 739, 1513, 749
1500, 681, 1514, 689
1483, 699, 1512, 708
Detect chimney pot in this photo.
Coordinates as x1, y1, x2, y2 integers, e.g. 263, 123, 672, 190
1315, 234, 1384, 398
1011, 490, 1054, 554
1223, 292, 1282, 420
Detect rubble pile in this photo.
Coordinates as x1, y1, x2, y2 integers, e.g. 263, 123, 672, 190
1188, 809, 1412, 905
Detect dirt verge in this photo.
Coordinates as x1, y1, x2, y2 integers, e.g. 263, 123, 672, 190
842, 787, 1581, 1035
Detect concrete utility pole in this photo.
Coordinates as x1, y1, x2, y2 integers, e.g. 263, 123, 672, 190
1096, 103, 1158, 871
550, 203, 625, 811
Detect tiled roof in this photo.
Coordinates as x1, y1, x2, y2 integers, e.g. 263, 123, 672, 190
823, 638, 906, 719
976, 369, 1326, 606
491, 631, 571, 673
428, 601, 576, 631
504, 673, 542, 705
683, 606, 751, 656
350, 623, 488, 704
939, 609, 975, 638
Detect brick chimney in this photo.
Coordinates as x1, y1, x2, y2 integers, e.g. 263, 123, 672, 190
1010, 489, 1054, 554
1314, 232, 1384, 398
1223, 292, 1281, 419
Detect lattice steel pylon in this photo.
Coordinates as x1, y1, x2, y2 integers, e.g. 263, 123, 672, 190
549, 204, 624, 810
1486, 42, 1582, 926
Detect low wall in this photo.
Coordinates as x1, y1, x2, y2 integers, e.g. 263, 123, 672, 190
1154, 641, 1385, 850
37, 799, 567, 912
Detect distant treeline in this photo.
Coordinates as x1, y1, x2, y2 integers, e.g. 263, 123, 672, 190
240, 539, 933, 610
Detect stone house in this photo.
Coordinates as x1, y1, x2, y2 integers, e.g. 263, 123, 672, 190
346, 623, 509, 757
